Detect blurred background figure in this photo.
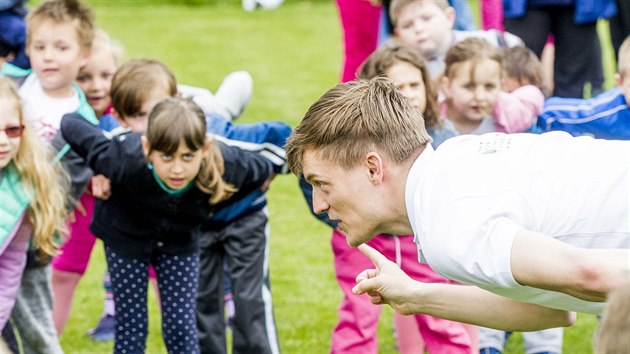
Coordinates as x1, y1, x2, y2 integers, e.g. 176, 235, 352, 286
242, 0, 283, 12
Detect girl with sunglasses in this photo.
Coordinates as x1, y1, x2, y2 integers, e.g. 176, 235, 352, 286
0, 76, 68, 332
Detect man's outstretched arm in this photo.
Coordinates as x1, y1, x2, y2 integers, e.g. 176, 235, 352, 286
352, 244, 575, 332
511, 229, 630, 302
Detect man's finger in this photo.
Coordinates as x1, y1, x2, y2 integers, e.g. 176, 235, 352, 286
352, 276, 378, 295
358, 244, 388, 267
355, 269, 378, 283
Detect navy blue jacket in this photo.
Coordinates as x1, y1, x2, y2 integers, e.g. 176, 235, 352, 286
60, 113, 273, 258
200, 114, 292, 230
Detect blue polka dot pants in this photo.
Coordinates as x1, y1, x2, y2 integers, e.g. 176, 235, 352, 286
105, 246, 200, 354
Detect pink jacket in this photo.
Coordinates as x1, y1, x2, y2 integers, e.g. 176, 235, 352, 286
0, 213, 31, 329
493, 85, 545, 133
440, 85, 544, 134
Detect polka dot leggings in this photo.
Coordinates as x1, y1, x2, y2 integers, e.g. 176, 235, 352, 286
105, 246, 200, 354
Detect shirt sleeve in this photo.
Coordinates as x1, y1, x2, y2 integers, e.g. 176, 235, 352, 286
423, 192, 527, 290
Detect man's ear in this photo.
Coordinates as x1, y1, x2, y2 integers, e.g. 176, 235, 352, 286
615, 72, 622, 88
365, 152, 384, 185
141, 135, 150, 158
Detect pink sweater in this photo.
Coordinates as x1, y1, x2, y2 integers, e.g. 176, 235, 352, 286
440, 85, 544, 134
0, 213, 32, 329
493, 85, 545, 133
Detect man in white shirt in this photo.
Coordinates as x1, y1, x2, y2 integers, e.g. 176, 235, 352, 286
285, 77, 630, 331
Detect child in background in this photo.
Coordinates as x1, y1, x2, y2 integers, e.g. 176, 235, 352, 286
100, 58, 288, 354
389, 0, 523, 79
359, 40, 457, 148
501, 46, 546, 95
440, 38, 543, 135
0, 0, 29, 69
537, 36, 630, 140
51, 28, 122, 337
0, 76, 68, 336
1, 1, 97, 352
59, 97, 274, 354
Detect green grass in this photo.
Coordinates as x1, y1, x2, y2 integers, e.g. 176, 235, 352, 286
53, 1, 606, 353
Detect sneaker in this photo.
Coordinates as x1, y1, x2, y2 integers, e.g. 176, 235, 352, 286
86, 314, 115, 341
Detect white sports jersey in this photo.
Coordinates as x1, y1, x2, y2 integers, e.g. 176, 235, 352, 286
405, 131, 630, 314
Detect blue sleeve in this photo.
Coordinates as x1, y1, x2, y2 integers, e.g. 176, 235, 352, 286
98, 114, 121, 132
206, 113, 292, 147
537, 88, 630, 139
206, 113, 292, 174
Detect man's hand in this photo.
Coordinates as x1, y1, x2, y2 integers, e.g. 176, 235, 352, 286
352, 244, 418, 315
91, 174, 112, 200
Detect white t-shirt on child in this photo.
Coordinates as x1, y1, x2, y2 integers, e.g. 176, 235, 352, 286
405, 132, 630, 314
19, 74, 80, 142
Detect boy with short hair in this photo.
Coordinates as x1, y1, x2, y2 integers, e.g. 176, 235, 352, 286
0, 0, 96, 352
389, 0, 522, 79
537, 35, 630, 139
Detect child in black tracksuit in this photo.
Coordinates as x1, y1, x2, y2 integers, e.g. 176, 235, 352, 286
60, 97, 273, 354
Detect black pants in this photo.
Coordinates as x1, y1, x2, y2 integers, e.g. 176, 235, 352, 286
505, 6, 603, 98
610, 0, 630, 63
196, 209, 279, 354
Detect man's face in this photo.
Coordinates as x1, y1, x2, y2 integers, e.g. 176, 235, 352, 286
302, 149, 381, 247
394, 2, 455, 59
28, 20, 88, 98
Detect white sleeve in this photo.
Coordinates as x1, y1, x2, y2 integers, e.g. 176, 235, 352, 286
422, 192, 527, 290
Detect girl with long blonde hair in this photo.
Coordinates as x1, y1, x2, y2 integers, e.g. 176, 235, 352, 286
0, 76, 68, 329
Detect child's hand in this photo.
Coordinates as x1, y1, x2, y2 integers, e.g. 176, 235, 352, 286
260, 173, 278, 192
68, 199, 87, 223
91, 174, 112, 200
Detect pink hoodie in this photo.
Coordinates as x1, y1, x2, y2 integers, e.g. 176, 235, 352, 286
0, 213, 32, 329
440, 85, 544, 134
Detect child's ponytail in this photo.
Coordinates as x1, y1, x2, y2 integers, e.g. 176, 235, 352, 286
196, 139, 236, 204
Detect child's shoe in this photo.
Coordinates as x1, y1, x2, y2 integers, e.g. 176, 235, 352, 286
86, 314, 115, 341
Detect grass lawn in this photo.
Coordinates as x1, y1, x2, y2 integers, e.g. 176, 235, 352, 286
52, 1, 608, 353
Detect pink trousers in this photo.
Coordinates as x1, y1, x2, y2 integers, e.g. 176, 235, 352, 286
336, 0, 381, 83
330, 230, 475, 354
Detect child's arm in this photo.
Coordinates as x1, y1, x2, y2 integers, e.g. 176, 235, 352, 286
206, 115, 292, 173
493, 85, 544, 133
216, 141, 274, 203
59, 113, 132, 182
537, 88, 630, 139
